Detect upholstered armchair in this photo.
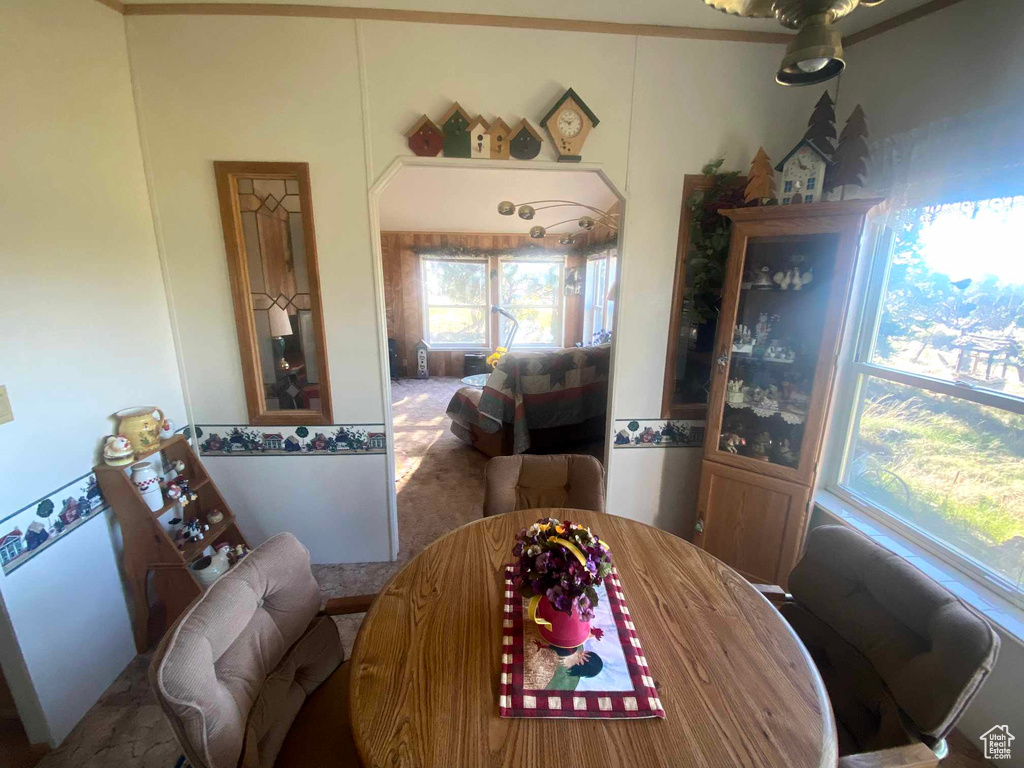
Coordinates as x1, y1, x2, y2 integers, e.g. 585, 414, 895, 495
149, 532, 375, 768
756, 525, 999, 768
483, 454, 605, 517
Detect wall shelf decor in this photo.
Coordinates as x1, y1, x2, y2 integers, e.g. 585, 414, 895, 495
95, 435, 250, 652
692, 199, 882, 587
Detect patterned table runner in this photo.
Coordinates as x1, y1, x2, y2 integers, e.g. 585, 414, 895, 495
499, 564, 665, 719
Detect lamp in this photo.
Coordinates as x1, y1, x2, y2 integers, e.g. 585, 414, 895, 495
700, 0, 886, 86
497, 199, 619, 239
776, 16, 844, 86
268, 304, 293, 371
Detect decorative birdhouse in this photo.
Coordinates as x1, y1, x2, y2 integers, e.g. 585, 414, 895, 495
467, 116, 490, 159
488, 118, 511, 160
540, 87, 600, 163
439, 102, 472, 158
405, 114, 443, 157
509, 119, 543, 161
413, 339, 431, 379
775, 139, 831, 205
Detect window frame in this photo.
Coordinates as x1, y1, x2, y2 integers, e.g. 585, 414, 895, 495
822, 215, 1024, 606
420, 256, 491, 350
583, 250, 617, 343
497, 256, 566, 349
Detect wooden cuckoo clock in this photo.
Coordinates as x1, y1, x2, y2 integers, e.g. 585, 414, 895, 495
540, 88, 599, 163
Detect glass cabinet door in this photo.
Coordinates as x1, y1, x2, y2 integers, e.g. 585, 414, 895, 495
714, 233, 841, 469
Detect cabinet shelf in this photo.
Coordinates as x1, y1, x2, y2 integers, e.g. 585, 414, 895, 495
94, 435, 250, 653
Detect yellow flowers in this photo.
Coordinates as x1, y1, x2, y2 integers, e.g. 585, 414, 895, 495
487, 346, 508, 368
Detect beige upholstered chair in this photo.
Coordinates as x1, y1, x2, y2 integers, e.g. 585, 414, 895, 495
757, 525, 999, 768
483, 454, 605, 517
149, 532, 375, 768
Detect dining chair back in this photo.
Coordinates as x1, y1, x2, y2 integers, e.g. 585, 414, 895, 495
484, 454, 605, 517
766, 525, 999, 765
149, 532, 368, 768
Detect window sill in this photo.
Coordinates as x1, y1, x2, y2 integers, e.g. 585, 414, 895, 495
813, 488, 1024, 647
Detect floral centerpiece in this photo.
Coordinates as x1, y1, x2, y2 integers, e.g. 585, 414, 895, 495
513, 518, 612, 647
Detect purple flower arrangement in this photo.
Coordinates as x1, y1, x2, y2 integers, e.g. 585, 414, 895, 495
513, 518, 613, 621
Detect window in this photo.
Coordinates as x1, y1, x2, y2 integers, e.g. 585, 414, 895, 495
831, 196, 1024, 600
784, 180, 793, 193
805, 194, 813, 203
583, 251, 617, 344
421, 258, 489, 347
806, 177, 816, 190
499, 259, 563, 347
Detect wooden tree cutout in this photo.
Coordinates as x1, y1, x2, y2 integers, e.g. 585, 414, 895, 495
803, 91, 837, 154
825, 104, 870, 200
745, 147, 777, 205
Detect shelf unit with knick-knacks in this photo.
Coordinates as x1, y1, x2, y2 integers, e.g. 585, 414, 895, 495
94, 435, 249, 653
692, 199, 882, 588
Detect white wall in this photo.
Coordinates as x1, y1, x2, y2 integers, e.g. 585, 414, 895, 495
126, 12, 815, 550
0, 0, 187, 745
125, 16, 392, 563
841, 3, 1024, 759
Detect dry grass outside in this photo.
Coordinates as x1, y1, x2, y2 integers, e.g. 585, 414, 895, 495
849, 379, 1024, 585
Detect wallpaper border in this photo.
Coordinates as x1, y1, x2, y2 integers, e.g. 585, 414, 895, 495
612, 418, 706, 449
189, 424, 387, 457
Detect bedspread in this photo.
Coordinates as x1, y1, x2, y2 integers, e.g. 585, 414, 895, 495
446, 344, 610, 453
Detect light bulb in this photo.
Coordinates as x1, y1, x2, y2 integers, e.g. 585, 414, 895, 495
796, 57, 830, 73
529, 226, 546, 238
497, 200, 516, 216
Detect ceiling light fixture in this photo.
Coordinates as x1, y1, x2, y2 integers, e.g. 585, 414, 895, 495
497, 199, 619, 239
701, 0, 886, 86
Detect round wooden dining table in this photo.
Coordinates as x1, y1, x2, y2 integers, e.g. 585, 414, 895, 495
350, 509, 837, 768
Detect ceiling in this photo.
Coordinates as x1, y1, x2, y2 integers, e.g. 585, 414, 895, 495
379, 165, 619, 233
124, 0, 937, 36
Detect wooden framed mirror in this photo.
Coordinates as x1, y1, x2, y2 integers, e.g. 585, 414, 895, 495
215, 161, 332, 425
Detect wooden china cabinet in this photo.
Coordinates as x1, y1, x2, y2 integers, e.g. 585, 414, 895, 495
692, 199, 881, 587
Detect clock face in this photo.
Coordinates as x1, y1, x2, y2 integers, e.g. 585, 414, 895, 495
556, 109, 583, 138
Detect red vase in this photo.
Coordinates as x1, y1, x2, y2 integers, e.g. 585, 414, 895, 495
534, 595, 591, 648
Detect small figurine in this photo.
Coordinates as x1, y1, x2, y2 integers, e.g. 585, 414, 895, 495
207, 509, 224, 525
165, 482, 182, 501
773, 270, 791, 290
175, 478, 198, 506
160, 419, 175, 440
102, 435, 135, 466
755, 313, 772, 346
752, 266, 774, 289
168, 459, 186, 479
777, 439, 798, 466
726, 379, 745, 405
719, 432, 745, 454
732, 324, 753, 354
751, 432, 773, 460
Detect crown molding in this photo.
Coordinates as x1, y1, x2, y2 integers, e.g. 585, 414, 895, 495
93, 0, 127, 11
844, 0, 969, 47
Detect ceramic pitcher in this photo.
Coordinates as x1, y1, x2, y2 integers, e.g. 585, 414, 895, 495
116, 406, 165, 455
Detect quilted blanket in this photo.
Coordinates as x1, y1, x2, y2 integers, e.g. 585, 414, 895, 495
446, 345, 610, 453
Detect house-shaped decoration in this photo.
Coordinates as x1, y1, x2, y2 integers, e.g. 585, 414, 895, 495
775, 138, 832, 205
980, 725, 1015, 760
488, 118, 511, 160
439, 102, 472, 158
541, 87, 600, 162
367, 433, 386, 450
0, 529, 23, 566
405, 114, 443, 157
59, 496, 80, 527
467, 116, 490, 159
413, 339, 431, 378
263, 433, 285, 450
509, 119, 543, 161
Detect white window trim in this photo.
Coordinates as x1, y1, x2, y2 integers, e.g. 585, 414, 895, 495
497, 256, 565, 349
420, 257, 490, 350
583, 250, 617, 343
820, 218, 1024, 612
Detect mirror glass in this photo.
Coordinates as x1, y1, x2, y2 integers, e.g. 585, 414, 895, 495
216, 162, 330, 424
236, 177, 319, 412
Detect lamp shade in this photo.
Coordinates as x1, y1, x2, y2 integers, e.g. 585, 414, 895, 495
268, 304, 293, 337
776, 20, 845, 86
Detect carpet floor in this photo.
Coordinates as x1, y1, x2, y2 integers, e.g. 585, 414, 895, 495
31, 377, 486, 768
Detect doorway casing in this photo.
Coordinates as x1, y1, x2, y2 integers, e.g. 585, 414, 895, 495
366, 156, 628, 560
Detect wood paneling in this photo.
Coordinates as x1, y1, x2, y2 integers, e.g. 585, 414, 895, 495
350, 508, 837, 768
381, 230, 586, 377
